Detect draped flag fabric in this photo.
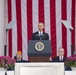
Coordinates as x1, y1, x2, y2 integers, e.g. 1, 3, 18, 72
7, 0, 76, 60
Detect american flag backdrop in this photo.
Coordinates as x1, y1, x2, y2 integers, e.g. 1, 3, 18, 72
7, 0, 76, 60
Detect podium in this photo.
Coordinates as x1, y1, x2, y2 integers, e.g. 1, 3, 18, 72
15, 63, 64, 75
28, 40, 51, 62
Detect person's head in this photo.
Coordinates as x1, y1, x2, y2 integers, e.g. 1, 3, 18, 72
58, 48, 64, 56
38, 22, 44, 31
16, 51, 22, 61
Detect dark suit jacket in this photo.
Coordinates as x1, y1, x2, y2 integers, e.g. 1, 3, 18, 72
32, 31, 49, 40
52, 56, 66, 62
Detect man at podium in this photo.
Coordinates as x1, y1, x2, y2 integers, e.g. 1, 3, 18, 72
32, 22, 49, 40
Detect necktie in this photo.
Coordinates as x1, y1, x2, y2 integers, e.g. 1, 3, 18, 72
61, 56, 63, 61
40, 32, 42, 40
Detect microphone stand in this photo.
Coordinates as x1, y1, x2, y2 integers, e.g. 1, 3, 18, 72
4, 20, 16, 75
4, 29, 8, 56
4, 29, 8, 75
69, 28, 74, 55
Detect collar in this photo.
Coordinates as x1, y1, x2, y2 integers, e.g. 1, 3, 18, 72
38, 31, 43, 34
59, 56, 64, 60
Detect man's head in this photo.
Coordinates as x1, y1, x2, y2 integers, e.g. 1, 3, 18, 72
16, 51, 22, 61
38, 22, 44, 31
58, 48, 64, 56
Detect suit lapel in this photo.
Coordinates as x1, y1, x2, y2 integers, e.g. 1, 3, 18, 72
36, 31, 40, 40
41, 32, 45, 39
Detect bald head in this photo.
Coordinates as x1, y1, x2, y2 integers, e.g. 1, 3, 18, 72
58, 48, 64, 56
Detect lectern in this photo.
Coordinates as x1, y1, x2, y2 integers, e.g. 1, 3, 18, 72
28, 40, 51, 62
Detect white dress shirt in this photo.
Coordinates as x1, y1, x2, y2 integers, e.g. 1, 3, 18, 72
59, 56, 63, 61
38, 31, 43, 36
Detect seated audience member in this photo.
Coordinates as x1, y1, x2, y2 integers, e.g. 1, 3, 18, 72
52, 47, 71, 70
53, 47, 66, 62
14, 51, 29, 62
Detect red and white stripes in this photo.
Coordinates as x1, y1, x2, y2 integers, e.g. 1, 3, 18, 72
66, 0, 72, 57
32, 0, 39, 33
61, 0, 67, 57
7, 0, 76, 60
56, 0, 62, 55
21, 0, 28, 60
11, 0, 17, 59
44, 0, 51, 40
